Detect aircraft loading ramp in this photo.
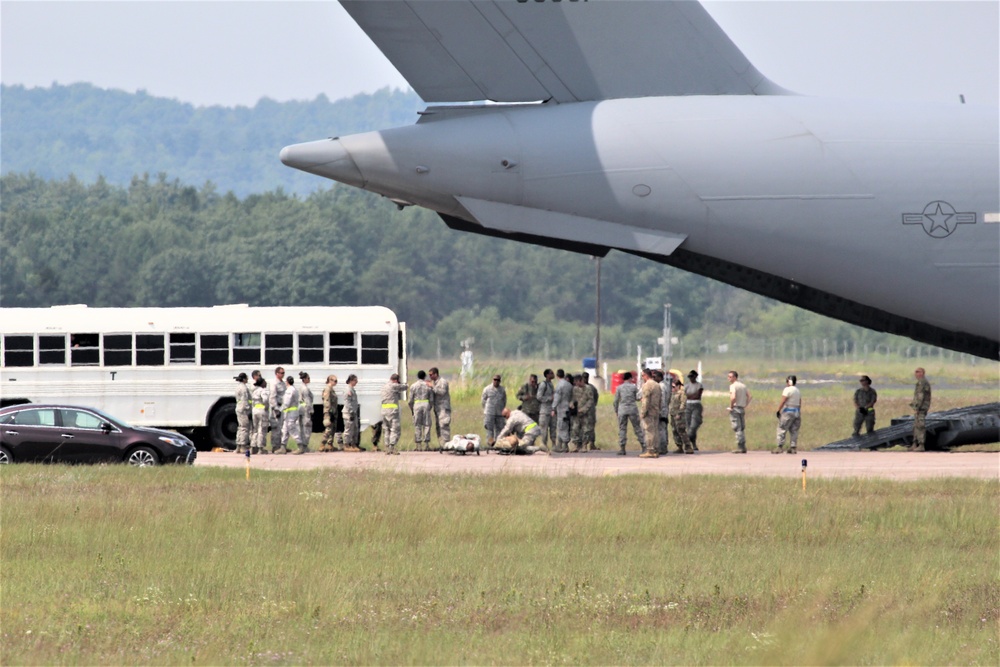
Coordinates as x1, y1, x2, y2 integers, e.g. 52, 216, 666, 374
819, 403, 1000, 451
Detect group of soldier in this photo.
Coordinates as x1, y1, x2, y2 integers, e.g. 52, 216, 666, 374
231, 366, 361, 455
231, 363, 934, 456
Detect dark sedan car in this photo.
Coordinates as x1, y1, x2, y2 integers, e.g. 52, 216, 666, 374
0, 404, 196, 466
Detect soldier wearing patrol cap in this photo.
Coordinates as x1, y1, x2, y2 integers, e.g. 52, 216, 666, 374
852, 375, 878, 438
481, 374, 507, 447
296, 371, 314, 454
380, 373, 404, 455
234, 372, 251, 454
408, 370, 434, 451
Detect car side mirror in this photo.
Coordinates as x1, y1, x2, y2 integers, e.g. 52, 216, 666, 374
100, 422, 113, 434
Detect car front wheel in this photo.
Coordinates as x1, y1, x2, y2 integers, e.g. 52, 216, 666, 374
127, 446, 160, 467
0, 445, 12, 464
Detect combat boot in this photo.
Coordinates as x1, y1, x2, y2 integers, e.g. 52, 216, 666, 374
618, 448, 627, 456
788, 447, 797, 454
772, 447, 784, 455
272, 447, 287, 455
732, 448, 747, 454
291, 448, 304, 455
638, 450, 658, 459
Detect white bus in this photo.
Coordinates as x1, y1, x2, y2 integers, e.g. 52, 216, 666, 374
0, 305, 406, 448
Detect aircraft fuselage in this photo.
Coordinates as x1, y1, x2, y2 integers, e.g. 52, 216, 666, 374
281, 96, 999, 356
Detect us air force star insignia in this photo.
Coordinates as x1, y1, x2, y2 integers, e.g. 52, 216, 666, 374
902, 201, 977, 238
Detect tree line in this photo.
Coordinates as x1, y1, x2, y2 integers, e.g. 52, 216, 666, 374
1, 83, 423, 197
2, 172, 908, 359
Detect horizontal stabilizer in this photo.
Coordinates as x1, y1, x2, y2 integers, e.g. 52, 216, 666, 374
457, 197, 687, 256
340, 0, 784, 103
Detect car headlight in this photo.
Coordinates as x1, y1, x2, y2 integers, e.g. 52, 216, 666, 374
158, 436, 191, 448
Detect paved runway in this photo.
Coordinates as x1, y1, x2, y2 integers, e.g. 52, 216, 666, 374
196, 449, 999, 480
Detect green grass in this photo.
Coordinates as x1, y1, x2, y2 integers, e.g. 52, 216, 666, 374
2, 466, 998, 665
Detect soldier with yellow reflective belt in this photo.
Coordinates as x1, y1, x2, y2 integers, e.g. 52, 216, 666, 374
295, 372, 313, 454
277, 376, 301, 454
495, 408, 542, 455
408, 370, 434, 451
268, 366, 286, 452
380, 373, 404, 455
250, 378, 269, 455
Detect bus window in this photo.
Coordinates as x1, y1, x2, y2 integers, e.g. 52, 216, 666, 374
136, 334, 165, 366
3, 335, 34, 367
265, 334, 293, 365
39, 335, 66, 365
233, 333, 261, 365
170, 333, 196, 363
298, 334, 324, 363
71, 333, 100, 366
328, 332, 357, 364
361, 333, 390, 365
200, 334, 229, 366
103, 334, 133, 366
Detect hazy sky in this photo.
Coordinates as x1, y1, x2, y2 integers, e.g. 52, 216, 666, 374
2, 1, 997, 107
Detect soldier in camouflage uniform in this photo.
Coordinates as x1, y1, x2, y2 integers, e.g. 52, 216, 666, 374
852, 375, 878, 438
380, 373, 404, 455
428, 367, 451, 449
279, 376, 301, 454
653, 370, 671, 454
613, 372, 645, 455
516, 374, 541, 423
536, 369, 555, 451
234, 372, 252, 454
570, 374, 589, 452
727, 370, 752, 454
495, 407, 543, 455
670, 380, 695, 454
341, 374, 361, 452
583, 372, 600, 450
295, 372, 313, 453
250, 377, 269, 455
268, 366, 287, 452
638, 369, 662, 458
551, 369, 573, 453
909, 368, 932, 451
481, 374, 507, 447
321, 375, 340, 452
685, 370, 703, 451
408, 370, 434, 451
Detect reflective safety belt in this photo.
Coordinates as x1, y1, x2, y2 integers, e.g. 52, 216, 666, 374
253, 403, 266, 410
283, 406, 299, 413
382, 403, 398, 409
525, 423, 537, 432
414, 399, 429, 404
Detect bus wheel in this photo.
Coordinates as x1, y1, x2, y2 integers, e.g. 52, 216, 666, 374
209, 404, 238, 449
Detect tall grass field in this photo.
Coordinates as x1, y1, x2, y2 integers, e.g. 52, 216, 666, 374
2, 468, 997, 665
2, 355, 997, 665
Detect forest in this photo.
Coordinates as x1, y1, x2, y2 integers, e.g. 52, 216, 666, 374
2, 172, 912, 359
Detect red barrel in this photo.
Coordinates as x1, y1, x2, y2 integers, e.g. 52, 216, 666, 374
610, 371, 627, 395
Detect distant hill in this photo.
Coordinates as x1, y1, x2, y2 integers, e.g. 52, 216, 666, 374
1, 83, 424, 197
